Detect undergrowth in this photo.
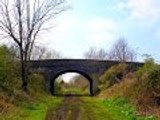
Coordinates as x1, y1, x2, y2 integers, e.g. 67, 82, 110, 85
101, 97, 156, 120
99, 59, 160, 119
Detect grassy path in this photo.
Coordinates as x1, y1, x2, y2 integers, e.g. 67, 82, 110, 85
45, 96, 156, 120
1, 95, 156, 120
45, 96, 115, 120
0, 96, 62, 120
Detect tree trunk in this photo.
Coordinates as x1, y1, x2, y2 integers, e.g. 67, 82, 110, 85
20, 47, 28, 92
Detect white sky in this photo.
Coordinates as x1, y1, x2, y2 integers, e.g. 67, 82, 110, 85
61, 73, 79, 83
38, 0, 160, 61
1, 0, 160, 80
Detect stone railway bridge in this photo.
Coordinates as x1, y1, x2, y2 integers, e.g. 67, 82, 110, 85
29, 59, 143, 95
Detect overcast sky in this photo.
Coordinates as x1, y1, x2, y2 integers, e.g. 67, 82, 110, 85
41, 0, 160, 82
1, 0, 160, 81
39, 0, 160, 62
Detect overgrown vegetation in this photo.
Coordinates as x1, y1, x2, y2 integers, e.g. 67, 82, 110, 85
100, 63, 128, 87
101, 98, 155, 120
0, 45, 61, 120
99, 58, 160, 119
1, 44, 160, 119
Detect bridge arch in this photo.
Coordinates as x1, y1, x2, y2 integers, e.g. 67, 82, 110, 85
29, 59, 143, 96
50, 70, 94, 95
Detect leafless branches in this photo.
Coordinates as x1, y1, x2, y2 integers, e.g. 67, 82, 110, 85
0, 0, 67, 90
84, 47, 108, 60
108, 38, 136, 62
30, 45, 62, 60
84, 39, 136, 62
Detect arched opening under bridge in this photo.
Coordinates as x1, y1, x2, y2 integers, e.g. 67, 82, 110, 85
50, 70, 94, 96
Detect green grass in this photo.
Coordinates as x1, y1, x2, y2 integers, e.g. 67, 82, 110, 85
101, 97, 156, 120
82, 97, 116, 120
2, 96, 157, 120
0, 86, 158, 120
22, 96, 61, 120
0, 96, 62, 120
59, 87, 89, 95
80, 97, 157, 120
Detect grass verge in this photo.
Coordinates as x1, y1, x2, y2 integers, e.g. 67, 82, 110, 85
81, 97, 158, 120
0, 95, 62, 120
101, 97, 157, 120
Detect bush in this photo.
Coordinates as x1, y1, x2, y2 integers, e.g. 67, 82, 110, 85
100, 63, 128, 87
0, 45, 21, 91
127, 59, 160, 116
148, 66, 160, 90
28, 73, 46, 94
99, 58, 160, 117
0, 46, 11, 82
54, 81, 63, 95
134, 58, 160, 92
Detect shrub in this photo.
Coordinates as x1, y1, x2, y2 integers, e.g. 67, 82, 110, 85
0, 45, 20, 88
99, 58, 160, 117
100, 63, 128, 87
28, 73, 46, 94
54, 81, 63, 95
147, 66, 160, 90
134, 58, 160, 92
127, 59, 160, 116
0, 46, 11, 82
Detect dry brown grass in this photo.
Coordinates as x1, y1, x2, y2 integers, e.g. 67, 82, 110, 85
133, 89, 160, 117
98, 73, 135, 98
98, 73, 160, 118
0, 92, 15, 115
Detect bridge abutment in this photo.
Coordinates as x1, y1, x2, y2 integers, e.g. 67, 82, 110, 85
91, 78, 99, 95
43, 70, 53, 94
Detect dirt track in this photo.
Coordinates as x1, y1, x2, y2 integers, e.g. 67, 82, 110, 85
45, 96, 116, 120
45, 96, 92, 120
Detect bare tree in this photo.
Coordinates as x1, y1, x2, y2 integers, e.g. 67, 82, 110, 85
0, 0, 67, 91
31, 45, 62, 60
84, 47, 108, 60
108, 38, 136, 62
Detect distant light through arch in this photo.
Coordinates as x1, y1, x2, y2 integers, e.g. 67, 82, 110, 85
61, 72, 80, 83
